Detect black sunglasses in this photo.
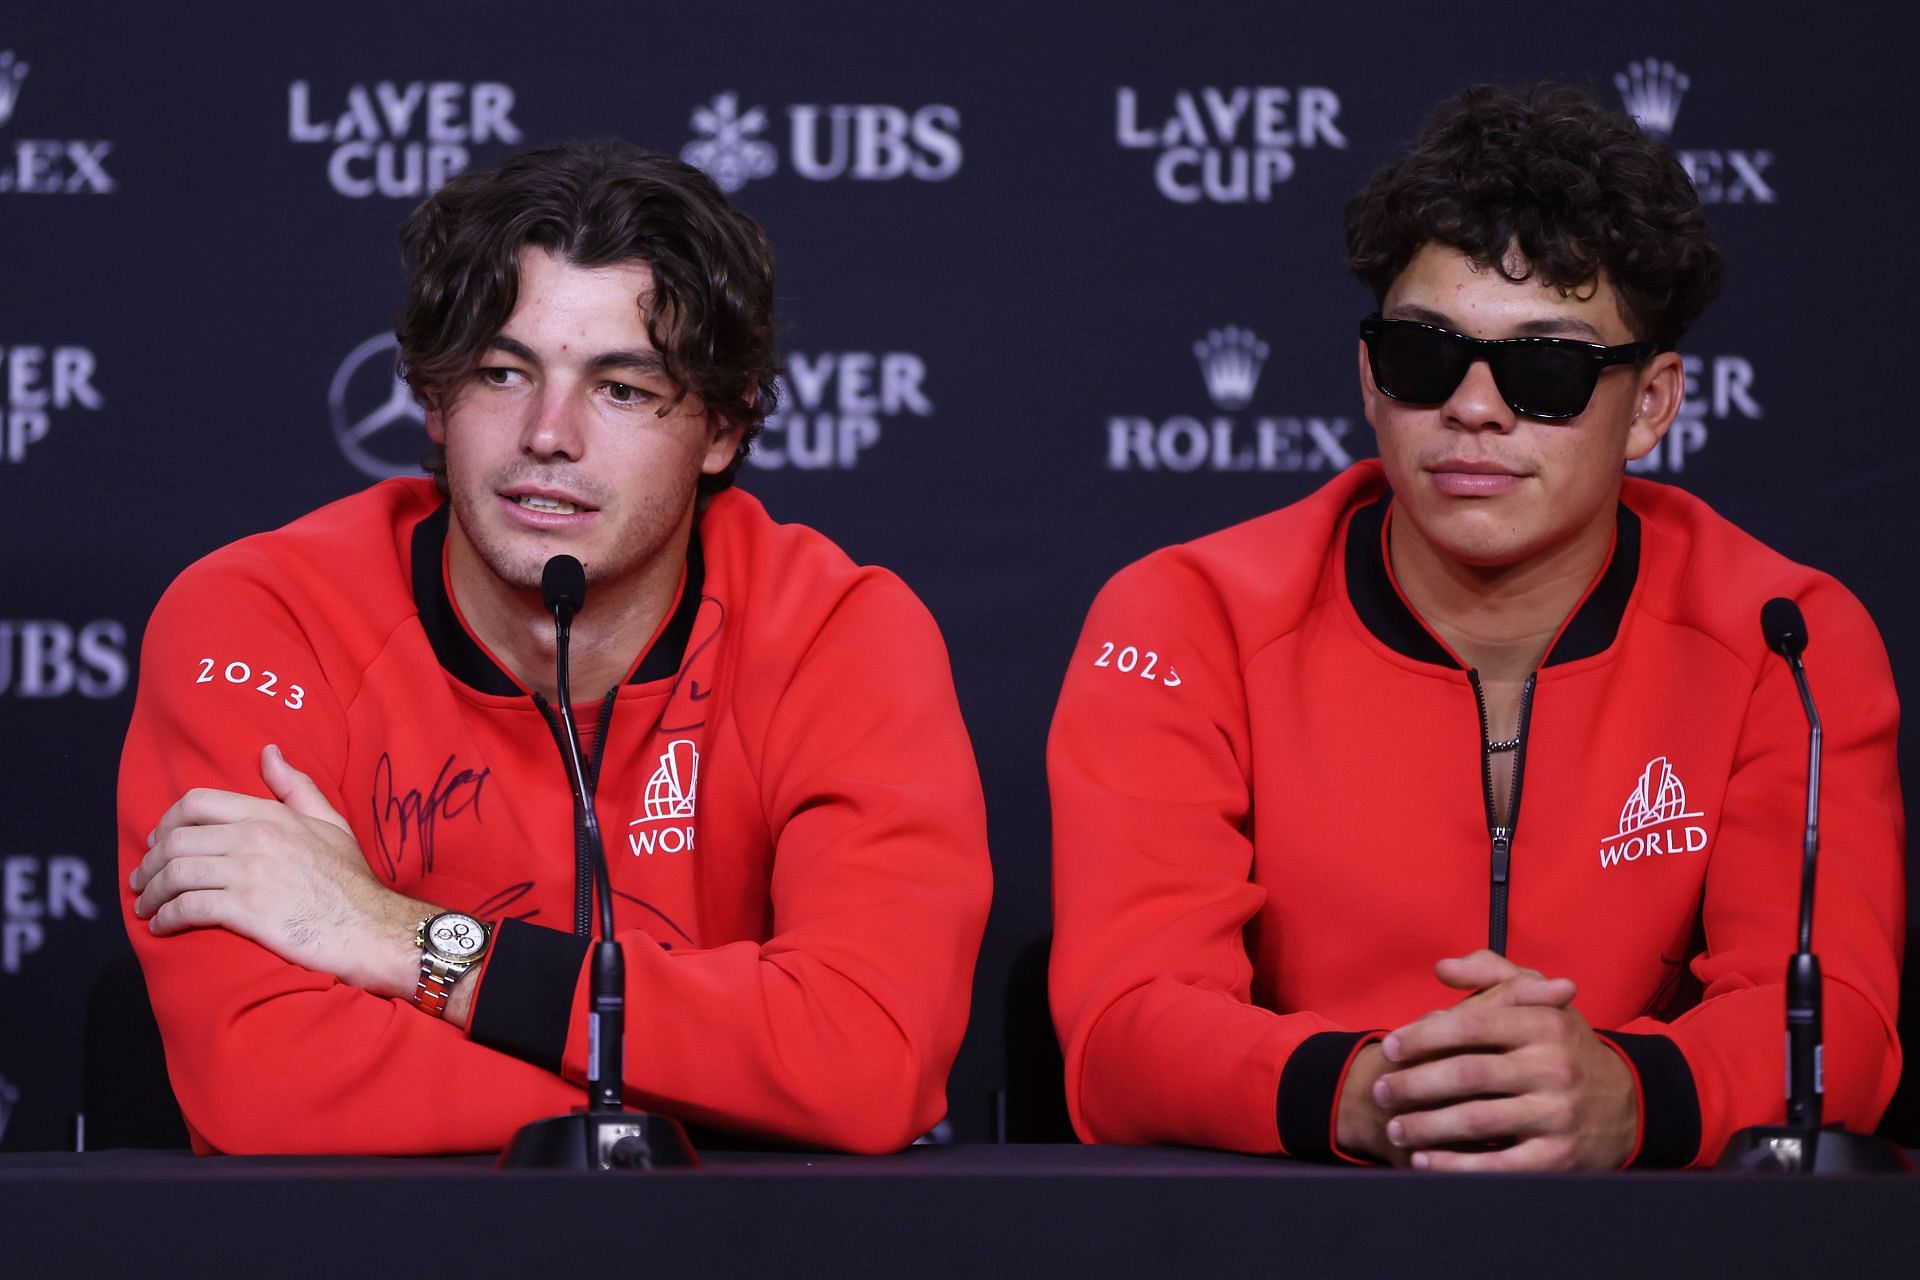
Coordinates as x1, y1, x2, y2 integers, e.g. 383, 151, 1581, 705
1360, 315, 1659, 421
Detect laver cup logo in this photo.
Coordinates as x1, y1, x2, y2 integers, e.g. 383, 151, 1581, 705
630, 741, 698, 856
1627, 353, 1762, 474
1107, 327, 1356, 472
751, 351, 933, 470
329, 333, 428, 479
1615, 59, 1775, 204
2, 342, 102, 465
3, 854, 98, 974
289, 79, 522, 198
0, 49, 115, 194
1115, 86, 1346, 204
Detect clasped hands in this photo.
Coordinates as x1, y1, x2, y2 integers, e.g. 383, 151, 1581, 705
1335, 951, 1639, 1171
129, 745, 431, 1003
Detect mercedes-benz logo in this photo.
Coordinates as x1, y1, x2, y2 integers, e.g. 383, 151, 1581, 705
328, 333, 429, 480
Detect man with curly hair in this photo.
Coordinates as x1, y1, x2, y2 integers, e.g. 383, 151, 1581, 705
1050, 85, 1903, 1170
118, 141, 991, 1155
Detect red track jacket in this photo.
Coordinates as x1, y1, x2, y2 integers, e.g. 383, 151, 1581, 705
1049, 461, 1904, 1166
119, 479, 991, 1155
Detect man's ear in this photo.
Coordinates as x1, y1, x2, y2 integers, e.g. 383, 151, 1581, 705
701, 414, 747, 475
1623, 351, 1686, 463
425, 405, 446, 445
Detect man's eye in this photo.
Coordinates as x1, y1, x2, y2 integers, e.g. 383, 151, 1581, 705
604, 382, 650, 404
478, 367, 521, 386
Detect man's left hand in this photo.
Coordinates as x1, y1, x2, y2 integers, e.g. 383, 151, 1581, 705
1372, 950, 1639, 1171
131, 744, 426, 999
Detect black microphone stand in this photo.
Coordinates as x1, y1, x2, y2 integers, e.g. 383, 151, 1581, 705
1716, 599, 1906, 1174
499, 557, 697, 1171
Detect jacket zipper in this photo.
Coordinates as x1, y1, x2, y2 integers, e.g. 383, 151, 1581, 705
533, 689, 621, 937
1468, 670, 1536, 956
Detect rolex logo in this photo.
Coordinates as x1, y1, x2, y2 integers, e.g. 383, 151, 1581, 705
1192, 326, 1269, 411
1615, 58, 1689, 142
0, 52, 28, 129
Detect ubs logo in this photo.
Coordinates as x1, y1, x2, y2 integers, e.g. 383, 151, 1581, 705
328, 333, 428, 479
681, 92, 962, 192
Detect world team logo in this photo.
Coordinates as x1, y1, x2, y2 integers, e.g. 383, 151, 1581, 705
1598, 756, 1710, 868
1614, 58, 1775, 204
1107, 326, 1357, 473
328, 333, 429, 479
630, 740, 698, 856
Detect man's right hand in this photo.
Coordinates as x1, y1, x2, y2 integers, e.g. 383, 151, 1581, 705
1332, 951, 1576, 1164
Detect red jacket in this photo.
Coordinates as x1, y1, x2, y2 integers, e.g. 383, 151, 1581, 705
119, 479, 991, 1155
1049, 461, 1904, 1166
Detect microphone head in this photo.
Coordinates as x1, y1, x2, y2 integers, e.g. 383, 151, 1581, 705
541, 555, 588, 620
1761, 596, 1808, 657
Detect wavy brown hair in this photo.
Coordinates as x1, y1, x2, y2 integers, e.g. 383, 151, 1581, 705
396, 139, 781, 499
1346, 84, 1722, 349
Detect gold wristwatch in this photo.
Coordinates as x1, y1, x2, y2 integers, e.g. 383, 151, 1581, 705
413, 911, 492, 1018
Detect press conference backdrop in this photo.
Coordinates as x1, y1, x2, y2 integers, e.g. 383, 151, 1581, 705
2, 2, 1915, 1152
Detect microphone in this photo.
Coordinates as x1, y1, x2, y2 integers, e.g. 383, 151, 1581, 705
499, 555, 697, 1171
542, 553, 587, 622
1716, 598, 1905, 1173
1758, 598, 1821, 1132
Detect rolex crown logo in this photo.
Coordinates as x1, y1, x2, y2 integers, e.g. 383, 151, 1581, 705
1192, 326, 1270, 411
1615, 58, 1689, 142
0, 52, 29, 129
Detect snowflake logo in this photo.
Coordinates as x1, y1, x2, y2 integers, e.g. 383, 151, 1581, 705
681, 92, 778, 193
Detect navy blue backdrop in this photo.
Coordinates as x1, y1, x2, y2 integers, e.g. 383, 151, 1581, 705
2, 1, 1916, 1151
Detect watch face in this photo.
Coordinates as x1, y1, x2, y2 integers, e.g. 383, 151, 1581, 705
429, 913, 487, 960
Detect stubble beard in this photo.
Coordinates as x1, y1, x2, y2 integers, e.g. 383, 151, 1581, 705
448, 462, 697, 600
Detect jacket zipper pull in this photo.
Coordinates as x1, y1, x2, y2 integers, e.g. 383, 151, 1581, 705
1490, 828, 1512, 885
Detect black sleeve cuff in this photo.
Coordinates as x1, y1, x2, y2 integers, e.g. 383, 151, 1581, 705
1277, 1030, 1373, 1160
1598, 1031, 1702, 1168
467, 918, 591, 1075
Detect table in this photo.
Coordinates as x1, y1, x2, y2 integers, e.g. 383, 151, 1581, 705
3, 1144, 1916, 1277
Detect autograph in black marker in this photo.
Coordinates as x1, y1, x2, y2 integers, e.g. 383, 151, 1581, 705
368, 752, 490, 882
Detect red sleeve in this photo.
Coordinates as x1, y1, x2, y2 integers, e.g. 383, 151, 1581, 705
118, 557, 581, 1155
1047, 558, 1370, 1155
1609, 577, 1905, 1167
527, 574, 992, 1154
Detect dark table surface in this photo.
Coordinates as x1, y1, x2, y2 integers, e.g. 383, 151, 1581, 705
4, 1143, 1917, 1278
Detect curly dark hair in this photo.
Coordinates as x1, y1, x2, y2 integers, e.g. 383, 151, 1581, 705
1345, 83, 1722, 350
396, 139, 782, 500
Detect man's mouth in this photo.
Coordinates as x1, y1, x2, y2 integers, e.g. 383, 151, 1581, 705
514, 494, 583, 515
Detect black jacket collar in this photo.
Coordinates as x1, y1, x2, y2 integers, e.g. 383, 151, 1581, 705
1343, 493, 1640, 669
410, 504, 704, 696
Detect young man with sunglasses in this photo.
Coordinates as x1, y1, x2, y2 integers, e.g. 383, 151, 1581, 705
1049, 85, 1904, 1170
